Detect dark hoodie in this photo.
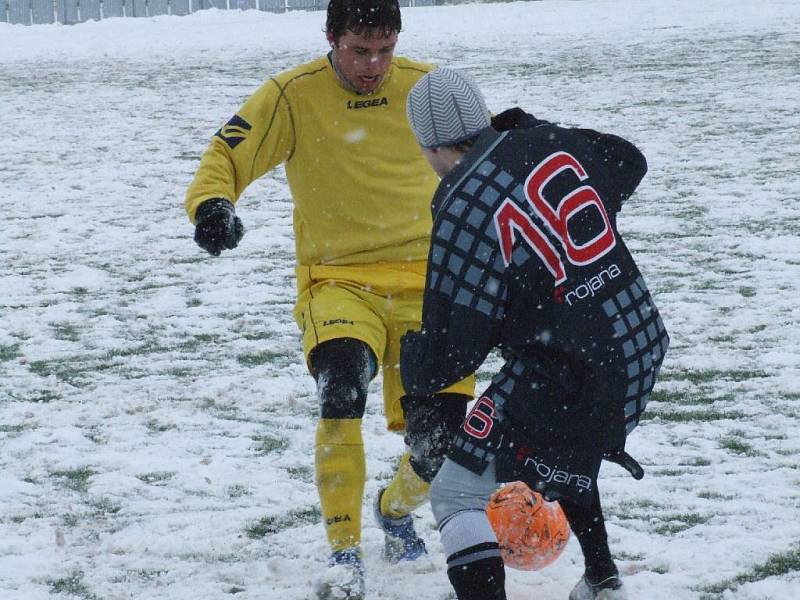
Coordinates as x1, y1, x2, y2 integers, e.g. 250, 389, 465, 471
400, 108, 668, 504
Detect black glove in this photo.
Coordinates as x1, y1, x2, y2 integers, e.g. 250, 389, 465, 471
400, 394, 469, 482
193, 198, 244, 256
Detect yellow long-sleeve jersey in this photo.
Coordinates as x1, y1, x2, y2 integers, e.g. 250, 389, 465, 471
185, 55, 439, 267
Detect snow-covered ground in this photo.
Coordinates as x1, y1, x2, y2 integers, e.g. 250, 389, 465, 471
1, 1, 799, 598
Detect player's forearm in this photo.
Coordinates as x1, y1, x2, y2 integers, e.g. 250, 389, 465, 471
185, 139, 239, 223
400, 308, 493, 396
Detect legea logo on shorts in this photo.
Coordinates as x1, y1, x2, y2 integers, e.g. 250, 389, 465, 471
322, 318, 355, 327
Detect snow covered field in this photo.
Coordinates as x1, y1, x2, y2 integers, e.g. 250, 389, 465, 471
1, 1, 799, 598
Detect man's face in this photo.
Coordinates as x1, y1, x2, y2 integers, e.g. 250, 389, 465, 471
422, 146, 463, 179
328, 29, 398, 95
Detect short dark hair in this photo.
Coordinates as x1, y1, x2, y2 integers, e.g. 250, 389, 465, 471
451, 137, 478, 153
326, 0, 402, 42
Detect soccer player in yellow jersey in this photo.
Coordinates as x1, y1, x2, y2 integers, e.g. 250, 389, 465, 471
184, 1, 474, 597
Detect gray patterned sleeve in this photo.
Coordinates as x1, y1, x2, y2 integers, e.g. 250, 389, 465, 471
400, 160, 514, 396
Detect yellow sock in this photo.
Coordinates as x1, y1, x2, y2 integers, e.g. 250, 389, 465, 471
379, 452, 430, 519
315, 418, 366, 552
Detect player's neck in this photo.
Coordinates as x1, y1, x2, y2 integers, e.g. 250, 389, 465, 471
328, 50, 366, 96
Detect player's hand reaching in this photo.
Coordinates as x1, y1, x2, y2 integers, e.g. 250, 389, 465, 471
193, 198, 244, 256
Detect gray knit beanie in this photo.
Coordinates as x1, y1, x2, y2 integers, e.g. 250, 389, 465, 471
407, 67, 491, 149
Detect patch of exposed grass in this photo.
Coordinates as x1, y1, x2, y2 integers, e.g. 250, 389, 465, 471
101, 341, 172, 361
615, 498, 663, 511
89, 496, 122, 515
51, 322, 81, 342
648, 388, 729, 406
226, 484, 252, 499
692, 280, 725, 292
647, 409, 746, 423
145, 418, 177, 434
776, 447, 800, 457
697, 490, 736, 501
719, 436, 761, 457
738, 286, 756, 297
28, 359, 89, 387
28, 360, 58, 377
210, 404, 248, 422
111, 568, 170, 584
50, 467, 95, 493
169, 256, 206, 266
700, 545, 800, 598
649, 388, 689, 403
251, 432, 289, 456
27, 389, 61, 403
178, 333, 220, 352
653, 512, 711, 535
678, 457, 712, 467
244, 506, 321, 539
49, 571, 100, 599
0, 344, 21, 362
650, 564, 670, 575
656, 468, 689, 477
242, 331, 274, 341
0, 424, 27, 434
285, 465, 314, 483
83, 428, 107, 445
133, 568, 169, 582
610, 498, 666, 521
166, 366, 194, 377
660, 368, 769, 384
614, 551, 646, 561
137, 471, 176, 485
708, 335, 735, 343
237, 350, 293, 368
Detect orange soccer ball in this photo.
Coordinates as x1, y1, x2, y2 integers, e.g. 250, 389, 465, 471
486, 481, 570, 571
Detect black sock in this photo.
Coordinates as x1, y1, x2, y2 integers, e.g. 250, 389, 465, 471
446, 546, 507, 600
558, 486, 618, 583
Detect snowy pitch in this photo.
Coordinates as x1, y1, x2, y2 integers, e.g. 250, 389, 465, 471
1, 1, 799, 598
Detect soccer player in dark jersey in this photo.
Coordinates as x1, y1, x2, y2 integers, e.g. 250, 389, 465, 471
400, 68, 670, 600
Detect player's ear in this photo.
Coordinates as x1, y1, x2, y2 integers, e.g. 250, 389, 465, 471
326, 31, 336, 48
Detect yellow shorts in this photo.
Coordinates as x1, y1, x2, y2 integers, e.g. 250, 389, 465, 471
293, 262, 475, 431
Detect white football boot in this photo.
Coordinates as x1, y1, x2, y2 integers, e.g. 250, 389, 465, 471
569, 574, 627, 600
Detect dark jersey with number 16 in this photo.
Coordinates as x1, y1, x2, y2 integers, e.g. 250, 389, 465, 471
400, 109, 669, 505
